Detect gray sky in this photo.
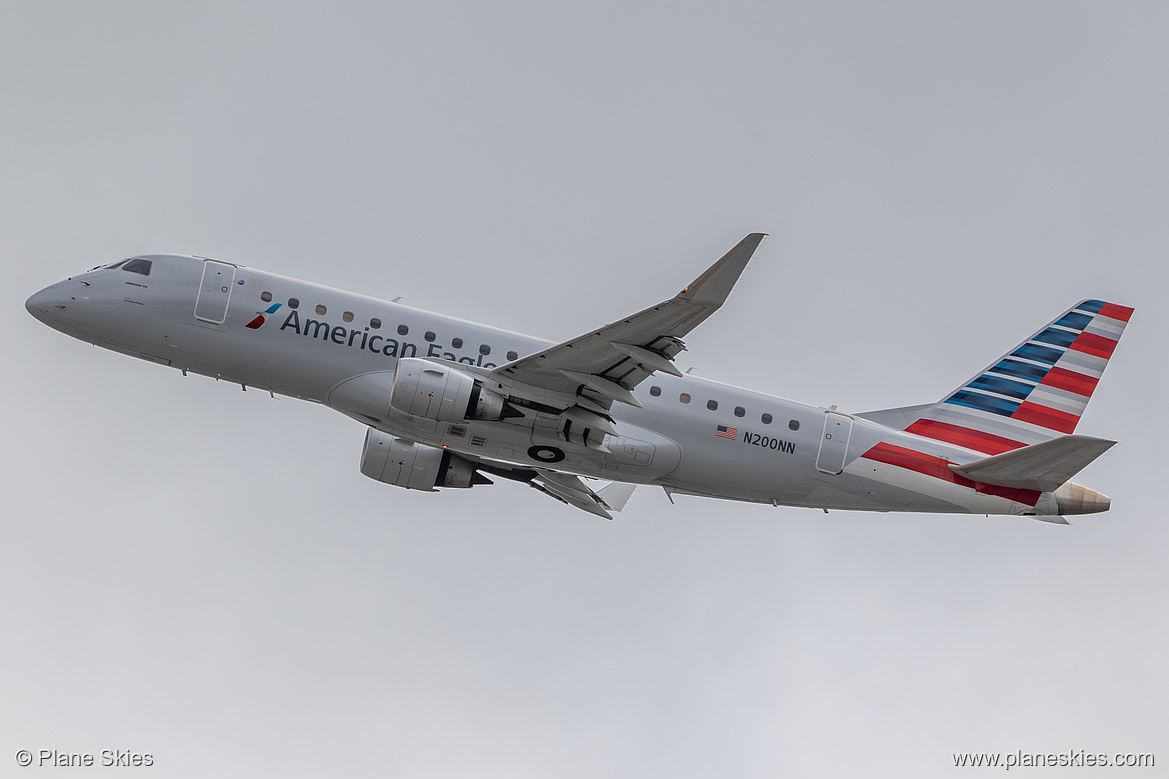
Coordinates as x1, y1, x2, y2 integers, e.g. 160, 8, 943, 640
2, 2, 1166, 776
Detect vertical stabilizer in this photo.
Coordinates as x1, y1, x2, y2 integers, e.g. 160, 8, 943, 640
906, 300, 1133, 454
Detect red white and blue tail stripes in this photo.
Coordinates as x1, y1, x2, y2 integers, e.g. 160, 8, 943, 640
905, 300, 1133, 455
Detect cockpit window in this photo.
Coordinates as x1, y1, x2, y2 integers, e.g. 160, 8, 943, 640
97, 259, 129, 270
122, 259, 152, 276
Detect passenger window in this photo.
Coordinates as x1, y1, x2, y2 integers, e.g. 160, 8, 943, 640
369, 317, 381, 329
397, 324, 409, 336
424, 331, 436, 342
761, 413, 773, 425
315, 304, 327, 315
734, 406, 745, 417
649, 386, 661, 397
122, 259, 152, 276
507, 350, 519, 361
288, 298, 300, 309
452, 337, 464, 349
479, 344, 491, 356
342, 311, 354, 323
707, 400, 718, 411
679, 393, 691, 404
789, 419, 800, 431
261, 291, 273, 302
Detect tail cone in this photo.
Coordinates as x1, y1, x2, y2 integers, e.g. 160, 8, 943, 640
1055, 482, 1111, 515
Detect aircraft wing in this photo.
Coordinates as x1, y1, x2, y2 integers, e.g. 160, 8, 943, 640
477, 458, 637, 519
529, 470, 637, 519
489, 233, 766, 414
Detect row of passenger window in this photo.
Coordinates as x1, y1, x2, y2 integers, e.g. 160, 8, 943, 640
257, 290, 793, 427
260, 291, 520, 361
648, 386, 800, 430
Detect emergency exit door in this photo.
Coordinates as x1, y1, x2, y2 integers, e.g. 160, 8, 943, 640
815, 411, 853, 475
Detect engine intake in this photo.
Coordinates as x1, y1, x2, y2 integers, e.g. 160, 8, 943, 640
359, 429, 491, 491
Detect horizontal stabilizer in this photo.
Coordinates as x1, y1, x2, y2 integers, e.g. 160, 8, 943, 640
949, 435, 1115, 492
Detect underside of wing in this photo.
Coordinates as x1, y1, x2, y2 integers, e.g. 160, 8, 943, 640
478, 459, 636, 519
484, 233, 765, 433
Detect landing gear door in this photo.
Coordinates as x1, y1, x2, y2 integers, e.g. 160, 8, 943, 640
194, 261, 236, 324
815, 411, 853, 475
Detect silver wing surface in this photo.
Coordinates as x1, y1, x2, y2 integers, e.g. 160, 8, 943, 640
477, 459, 638, 519
486, 233, 766, 425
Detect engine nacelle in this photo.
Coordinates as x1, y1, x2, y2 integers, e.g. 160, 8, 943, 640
388, 357, 510, 422
359, 429, 488, 491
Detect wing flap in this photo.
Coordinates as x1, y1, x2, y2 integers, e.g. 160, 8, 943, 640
478, 457, 636, 518
530, 470, 634, 519
529, 481, 613, 519
949, 435, 1116, 492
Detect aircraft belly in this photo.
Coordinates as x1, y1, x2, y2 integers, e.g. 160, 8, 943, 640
167, 328, 333, 400
848, 458, 1036, 515
800, 469, 974, 513
658, 417, 1036, 514
432, 421, 682, 484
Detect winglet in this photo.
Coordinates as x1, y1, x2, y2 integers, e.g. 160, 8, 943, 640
677, 233, 766, 307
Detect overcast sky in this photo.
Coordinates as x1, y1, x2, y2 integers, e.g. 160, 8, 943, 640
2, 2, 1166, 776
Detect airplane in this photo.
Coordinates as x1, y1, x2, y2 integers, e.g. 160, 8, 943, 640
25, 234, 1132, 522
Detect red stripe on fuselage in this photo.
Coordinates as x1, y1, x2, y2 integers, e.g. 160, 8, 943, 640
861, 442, 1040, 506
903, 419, 1025, 455
1012, 401, 1079, 433
1069, 331, 1118, 359
1040, 366, 1099, 397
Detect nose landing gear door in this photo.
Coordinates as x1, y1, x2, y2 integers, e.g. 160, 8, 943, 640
194, 261, 236, 324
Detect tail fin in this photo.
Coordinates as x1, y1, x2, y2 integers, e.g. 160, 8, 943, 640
904, 300, 1133, 454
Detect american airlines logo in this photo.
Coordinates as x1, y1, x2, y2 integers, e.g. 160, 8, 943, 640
245, 303, 282, 329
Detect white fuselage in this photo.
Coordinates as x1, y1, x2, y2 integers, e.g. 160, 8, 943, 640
26, 254, 1093, 517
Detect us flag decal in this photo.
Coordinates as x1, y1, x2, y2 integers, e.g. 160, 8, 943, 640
715, 425, 738, 440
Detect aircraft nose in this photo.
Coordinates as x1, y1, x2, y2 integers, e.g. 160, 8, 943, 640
25, 286, 56, 320
25, 283, 74, 325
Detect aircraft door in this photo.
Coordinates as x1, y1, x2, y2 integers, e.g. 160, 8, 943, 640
194, 261, 236, 324
815, 411, 853, 475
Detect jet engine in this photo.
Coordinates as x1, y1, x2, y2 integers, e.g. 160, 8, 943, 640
359, 429, 491, 491
388, 357, 512, 422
